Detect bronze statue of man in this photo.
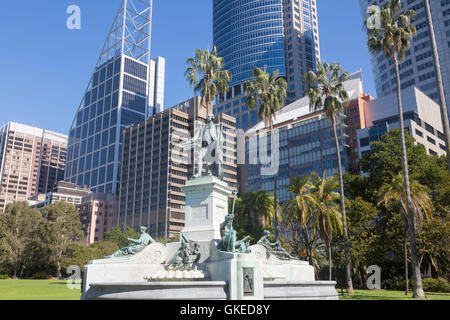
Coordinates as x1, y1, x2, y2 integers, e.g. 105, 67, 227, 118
183, 113, 224, 180
218, 214, 250, 253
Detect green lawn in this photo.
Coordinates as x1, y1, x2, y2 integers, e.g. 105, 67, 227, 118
1, 280, 449, 300
338, 289, 450, 300
0, 279, 81, 300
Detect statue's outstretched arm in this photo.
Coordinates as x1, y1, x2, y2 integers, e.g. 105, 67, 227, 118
127, 237, 141, 244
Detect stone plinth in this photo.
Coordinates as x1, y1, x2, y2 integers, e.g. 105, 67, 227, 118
264, 281, 338, 300
83, 281, 228, 300
207, 241, 264, 300
181, 176, 232, 242
249, 244, 315, 281
81, 243, 168, 298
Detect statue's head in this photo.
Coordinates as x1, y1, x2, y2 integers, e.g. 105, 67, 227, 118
139, 226, 147, 233
206, 113, 215, 123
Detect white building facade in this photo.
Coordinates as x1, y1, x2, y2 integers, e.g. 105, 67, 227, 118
357, 86, 447, 158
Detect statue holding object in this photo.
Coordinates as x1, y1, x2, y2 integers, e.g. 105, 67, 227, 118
217, 214, 250, 253
182, 113, 224, 180
257, 230, 300, 261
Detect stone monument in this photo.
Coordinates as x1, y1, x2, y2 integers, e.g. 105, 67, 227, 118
81, 117, 338, 300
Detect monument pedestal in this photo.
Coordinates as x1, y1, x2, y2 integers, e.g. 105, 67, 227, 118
207, 244, 264, 300
181, 176, 232, 242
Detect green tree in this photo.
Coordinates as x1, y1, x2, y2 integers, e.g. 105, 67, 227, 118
334, 198, 381, 289
241, 190, 275, 227
365, 0, 425, 298
185, 46, 231, 114
360, 129, 428, 188
42, 201, 84, 278
231, 191, 275, 242
303, 60, 353, 293
103, 226, 140, 249
62, 243, 101, 276
0, 202, 44, 278
379, 174, 433, 295
283, 175, 316, 226
90, 240, 119, 257
282, 175, 323, 270
244, 66, 287, 241
307, 173, 343, 280
416, 217, 450, 278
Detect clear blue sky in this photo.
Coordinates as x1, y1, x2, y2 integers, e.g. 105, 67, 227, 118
0, 0, 375, 135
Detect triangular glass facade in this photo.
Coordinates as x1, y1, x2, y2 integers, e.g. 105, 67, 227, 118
65, 0, 163, 194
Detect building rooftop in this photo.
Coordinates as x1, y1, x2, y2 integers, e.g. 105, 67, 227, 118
245, 78, 364, 135
1, 122, 68, 145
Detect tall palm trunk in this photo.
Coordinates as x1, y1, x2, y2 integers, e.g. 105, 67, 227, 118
270, 122, 279, 242
328, 241, 332, 281
403, 227, 409, 295
424, 0, 450, 173
331, 115, 353, 294
393, 53, 425, 298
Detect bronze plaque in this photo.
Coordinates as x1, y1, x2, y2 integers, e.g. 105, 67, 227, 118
243, 268, 254, 296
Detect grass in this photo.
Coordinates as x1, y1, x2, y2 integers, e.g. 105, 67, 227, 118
0, 279, 81, 300
1, 279, 449, 300
338, 289, 450, 300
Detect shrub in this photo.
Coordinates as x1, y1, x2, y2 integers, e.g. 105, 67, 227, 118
422, 278, 450, 293
33, 272, 52, 280
383, 276, 411, 291
0, 274, 9, 280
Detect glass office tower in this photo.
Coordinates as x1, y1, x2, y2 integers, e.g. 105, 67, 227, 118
214, 0, 286, 87
64, 0, 164, 194
213, 0, 321, 131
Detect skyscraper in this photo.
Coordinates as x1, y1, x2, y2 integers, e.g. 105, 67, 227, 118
244, 78, 365, 201
359, 0, 450, 119
117, 97, 238, 238
0, 122, 67, 212
212, 0, 320, 130
64, 0, 165, 194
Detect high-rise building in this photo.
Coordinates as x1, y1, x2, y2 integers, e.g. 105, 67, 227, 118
357, 86, 447, 159
359, 0, 450, 119
282, 0, 321, 101
64, 0, 165, 195
0, 122, 67, 212
244, 78, 367, 201
117, 97, 238, 238
30, 181, 92, 209
212, 0, 320, 131
77, 193, 118, 244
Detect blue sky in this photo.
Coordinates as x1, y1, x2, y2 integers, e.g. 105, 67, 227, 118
0, 0, 375, 135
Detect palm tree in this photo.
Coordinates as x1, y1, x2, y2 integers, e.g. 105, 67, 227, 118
185, 46, 231, 114
307, 173, 343, 281
244, 67, 287, 241
283, 175, 318, 267
241, 190, 275, 226
379, 173, 433, 295
365, 0, 425, 298
284, 175, 316, 226
303, 60, 353, 293
423, 0, 450, 172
